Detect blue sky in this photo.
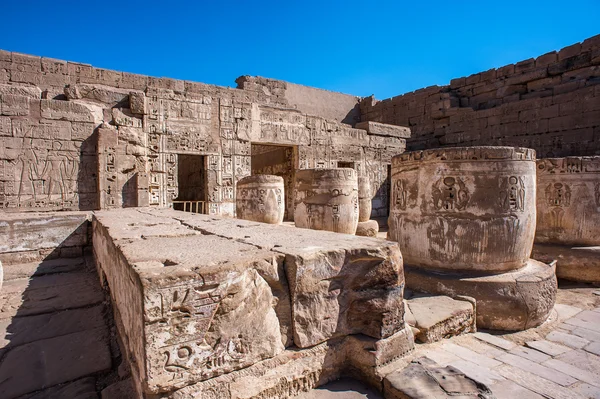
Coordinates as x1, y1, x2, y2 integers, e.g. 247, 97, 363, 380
2, 1, 599, 99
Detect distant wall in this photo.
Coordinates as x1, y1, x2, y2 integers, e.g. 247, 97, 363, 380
237, 76, 360, 124
361, 34, 600, 157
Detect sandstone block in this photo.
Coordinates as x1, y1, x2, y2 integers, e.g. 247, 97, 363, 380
1, 94, 31, 116
355, 220, 379, 237
130, 90, 145, 114
533, 243, 600, 284
93, 211, 286, 394
355, 121, 411, 138
405, 295, 475, 343
384, 357, 494, 399
40, 99, 95, 122
0, 212, 91, 255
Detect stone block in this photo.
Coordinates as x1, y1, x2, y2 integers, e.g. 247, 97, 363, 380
355, 220, 379, 237
94, 208, 410, 396
1, 94, 30, 116
40, 99, 95, 122
405, 295, 475, 343
355, 121, 411, 138
130, 90, 145, 114
384, 358, 493, 399
0, 212, 91, 256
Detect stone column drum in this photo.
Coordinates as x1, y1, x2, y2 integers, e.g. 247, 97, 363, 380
236, 175, 285, 224
358, 177, 372, 222
294, 168, 359, 234
533, 157, 600, 283
388, 147, 557, 330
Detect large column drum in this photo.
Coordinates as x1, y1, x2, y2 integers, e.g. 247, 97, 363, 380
536, 157, 600, 246
388, 146, 537, 273
236, 175, 285, 224
294, 168, 359, 234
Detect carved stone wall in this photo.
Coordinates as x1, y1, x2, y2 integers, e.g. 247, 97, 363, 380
361, 35, 600, 157
0, 50, 407, 216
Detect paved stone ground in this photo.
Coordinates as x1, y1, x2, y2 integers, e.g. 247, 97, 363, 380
303, 282, 600, 398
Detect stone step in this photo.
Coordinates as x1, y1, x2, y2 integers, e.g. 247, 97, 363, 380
404, 294, 475, 343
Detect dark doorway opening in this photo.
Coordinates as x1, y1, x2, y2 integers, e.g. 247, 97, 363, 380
174, 154, 207, 213
338, 161, 356, 169
251, 144, 296, 221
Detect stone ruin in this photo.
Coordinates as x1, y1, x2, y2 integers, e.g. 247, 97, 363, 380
0, 34, 599, 398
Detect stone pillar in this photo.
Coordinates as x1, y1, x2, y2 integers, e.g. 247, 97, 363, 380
533, 157, 600, 284
236, 175, 285, 224
358, 177, 372, 222
294, 168, 359, 234
388, 147, 557, 331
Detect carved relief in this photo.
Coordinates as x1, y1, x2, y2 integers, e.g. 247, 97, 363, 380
545, 183, 571, 208
499, 176, 525, 212
432, 176, 469, 211
393, 179, 409, 210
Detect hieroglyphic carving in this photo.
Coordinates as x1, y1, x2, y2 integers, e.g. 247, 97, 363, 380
500, 176, 526, 211
545, 182, 571, 207
432, 177, 469, 211
393, 179, 410, 210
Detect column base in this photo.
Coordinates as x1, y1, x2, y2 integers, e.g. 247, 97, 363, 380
533, 243, 600, 285
405, 259, 557, 331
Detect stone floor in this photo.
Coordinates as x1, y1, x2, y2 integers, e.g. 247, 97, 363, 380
301, 282, 600, 399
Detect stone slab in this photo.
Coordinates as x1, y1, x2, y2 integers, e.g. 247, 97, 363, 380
525, 340, 572, 356
533, 243, 600, 284
584, 342, 600, 356
440, 342, 502, 369
405, 259, 557, 330
496, 353, 577, 386
405, 295, 475, 343
508, 346, 551, 363
542, 358, 600, 387
546, 330, 590, 349
489, 380, 545, 399
383, 357, 494, 399
496, 364, 586, 399
0, 271, 104, 319
3, 257, 86, 281
0, 212, 91, 256
473, 332, 517, 351
0, 327, 111, 398
355, 121, 411, 138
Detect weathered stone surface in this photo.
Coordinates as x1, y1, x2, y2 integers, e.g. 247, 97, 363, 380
383, 357, 494, 399
64, 83, 130, 105
533, 244, 600, 284
405, 295, 475, 343
93, 208, 410, 397
94, 212, 285, 394
405, 259, 557, 330
355, 121, 411, 139
0, 212, 91, 257
389, 146, 537, 273
236, 174, 285, 224
358, 177, 372, 222
24, 377, 98, 399
0, 327, 111, 398
536, 157, 600, 246
156, 208, 406, 348
355, 220, 379, 237
294, 168, 359, 234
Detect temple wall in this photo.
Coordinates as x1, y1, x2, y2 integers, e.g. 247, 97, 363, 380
360, 35, 600, 157
0, 50, 405, 216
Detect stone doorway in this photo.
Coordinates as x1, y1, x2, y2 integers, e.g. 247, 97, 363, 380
174, 154, 207, 213
251, 144, 296, 221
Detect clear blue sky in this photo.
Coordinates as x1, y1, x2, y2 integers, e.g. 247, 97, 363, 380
2, 1, 599, 99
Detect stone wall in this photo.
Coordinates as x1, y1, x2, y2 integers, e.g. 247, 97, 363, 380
360, 35, 600, 157
0, 50, 405, 217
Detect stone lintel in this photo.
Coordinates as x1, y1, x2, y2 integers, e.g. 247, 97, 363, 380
355, 121, 411, 138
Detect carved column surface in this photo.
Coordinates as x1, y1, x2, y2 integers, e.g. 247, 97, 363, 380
389, 146, 537, 273
236, 175, 285, 224
294, 168, 359, 234
536, 157, 600, 246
